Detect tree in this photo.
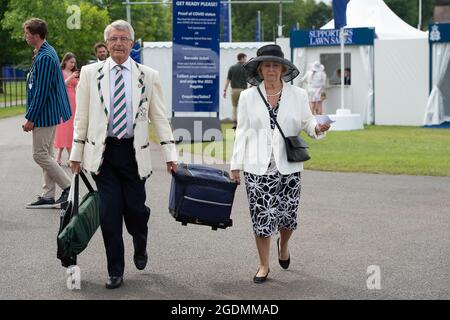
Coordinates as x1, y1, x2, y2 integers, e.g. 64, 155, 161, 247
230, 0, 331, 42
384, 0, 435, 31
2, 0, 110, 65
89, 0, 172, 41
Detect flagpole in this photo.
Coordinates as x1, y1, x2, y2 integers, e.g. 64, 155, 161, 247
340, 27, 345, 110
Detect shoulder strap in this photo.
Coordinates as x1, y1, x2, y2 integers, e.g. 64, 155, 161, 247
79, 171, 95, 193
256, 86, 287, 140
73, 174, 79, 216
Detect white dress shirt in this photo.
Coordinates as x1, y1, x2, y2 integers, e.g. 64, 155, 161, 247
108, 57, 133, 138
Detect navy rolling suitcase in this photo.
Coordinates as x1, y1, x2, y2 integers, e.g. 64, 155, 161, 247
169, 163, 237, 230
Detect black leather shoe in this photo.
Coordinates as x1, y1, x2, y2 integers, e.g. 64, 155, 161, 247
134, 252, 148, 270
253, 268, 270, 284
105, 276, 123, 289
277, 238, 290, 269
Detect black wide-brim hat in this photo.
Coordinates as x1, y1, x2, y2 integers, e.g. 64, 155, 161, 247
243, 44, 300, 86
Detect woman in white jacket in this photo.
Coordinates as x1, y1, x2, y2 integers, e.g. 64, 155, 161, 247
230, 45, 330, 284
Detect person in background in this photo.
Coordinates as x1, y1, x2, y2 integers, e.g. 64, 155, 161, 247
70, 20, 177, 289
230, 44, 330, 284
54, 52, 79, 166
94, 42, 109, 62
344, 67, 351, 85
299, 61, 327, 115
329, 68, 341, 85
223, 53, 248, 129
22, 18, 72, 209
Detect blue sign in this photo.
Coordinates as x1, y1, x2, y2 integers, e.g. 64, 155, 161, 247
429, 23, 450, 43
131, 41, 141, 63
220, 2, 230, 42
290, 27, 375, 48
172, 0, 220, 112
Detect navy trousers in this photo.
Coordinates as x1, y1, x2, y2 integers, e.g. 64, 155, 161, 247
93, 137, 150, 277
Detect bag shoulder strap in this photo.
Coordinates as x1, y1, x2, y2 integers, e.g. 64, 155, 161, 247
79, 171, 95, 193
256, 86, 287, 140
73, 175, 79, 216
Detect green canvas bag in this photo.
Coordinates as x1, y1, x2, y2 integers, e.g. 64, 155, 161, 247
57, 172, 99, 267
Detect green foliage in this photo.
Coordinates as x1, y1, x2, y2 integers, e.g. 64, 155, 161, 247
384, 0, 435, 31
90, 0, 172, 41
2, 0, 109, 65
231, 0, 332, 42
0, 0, 28, 67
0, 0, 444, 68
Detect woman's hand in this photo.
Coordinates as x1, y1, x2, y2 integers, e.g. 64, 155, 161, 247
315, 123, 330, 135
230, 170, 241, 185
167, 161, 177, 173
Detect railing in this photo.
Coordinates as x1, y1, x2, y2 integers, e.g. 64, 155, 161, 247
0, 77, 27, 107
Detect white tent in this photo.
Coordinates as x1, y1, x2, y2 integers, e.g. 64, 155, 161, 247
293, 0, 429, 125
424, 23, 450, 126
142, 42, 272, 119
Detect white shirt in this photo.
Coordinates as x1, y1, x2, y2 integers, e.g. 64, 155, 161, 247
108, 57, 133, 138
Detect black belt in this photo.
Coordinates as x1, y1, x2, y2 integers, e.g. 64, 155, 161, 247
106, 136, 134, 145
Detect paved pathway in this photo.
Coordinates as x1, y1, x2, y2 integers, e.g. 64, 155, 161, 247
1, 115, 449, 299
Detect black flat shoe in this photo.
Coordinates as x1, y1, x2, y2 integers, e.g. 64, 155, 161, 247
253, 268, 270, 284
105, 276, 123, 289
277, 238, 290, 270
134, 252, 148, 270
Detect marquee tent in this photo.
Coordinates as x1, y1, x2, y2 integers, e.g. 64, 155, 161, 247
424, 23, 450, 126
292, 0, 429, 126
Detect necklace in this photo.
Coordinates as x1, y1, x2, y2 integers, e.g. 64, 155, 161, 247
266, 89, 282, 97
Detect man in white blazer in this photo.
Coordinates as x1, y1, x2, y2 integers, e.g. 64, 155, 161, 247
70, 20, 177, 289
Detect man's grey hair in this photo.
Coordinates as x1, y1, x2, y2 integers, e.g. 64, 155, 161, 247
104, 20, 135, 41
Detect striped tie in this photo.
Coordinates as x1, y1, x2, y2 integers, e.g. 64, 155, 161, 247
112, 64, 127, 139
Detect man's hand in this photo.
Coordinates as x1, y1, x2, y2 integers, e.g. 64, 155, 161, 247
223, 89, 227, 98
166, 161, 177, 173
230, 170, 241, 185
22, 121, 34, 132
69, 161, 82, 174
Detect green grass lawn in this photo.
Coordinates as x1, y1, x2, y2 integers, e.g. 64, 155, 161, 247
302, 125, 450, 176
0, 105, 25, 119
150, 123, 450, 177
0, 81, 27, 103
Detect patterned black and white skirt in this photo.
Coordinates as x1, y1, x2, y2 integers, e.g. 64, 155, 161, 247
243, 170, 302, 238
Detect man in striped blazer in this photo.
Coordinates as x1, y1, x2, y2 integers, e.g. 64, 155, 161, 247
22, 18, 72, 209
70, 20, 177, 289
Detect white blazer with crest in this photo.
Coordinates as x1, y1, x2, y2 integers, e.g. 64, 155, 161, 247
230, 82, 324, 175
70, 57, 177, 178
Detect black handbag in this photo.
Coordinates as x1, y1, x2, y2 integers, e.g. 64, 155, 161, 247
57, 171, 99, 267
257, 87, 311, 162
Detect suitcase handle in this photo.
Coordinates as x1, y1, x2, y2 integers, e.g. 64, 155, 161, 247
174, 163, 231, 181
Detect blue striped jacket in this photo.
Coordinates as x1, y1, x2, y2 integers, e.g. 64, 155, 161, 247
25, 41, 71, 127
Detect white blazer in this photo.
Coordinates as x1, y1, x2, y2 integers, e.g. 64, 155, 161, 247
230, 82, 324, 175
70, 57, 177, 178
